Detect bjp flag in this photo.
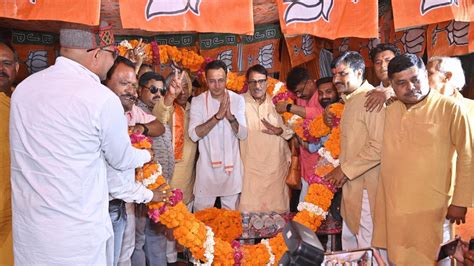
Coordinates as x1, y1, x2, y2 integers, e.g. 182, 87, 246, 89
241, 24, 282, 74
119, 0, 254, 35
427, 21, 474, 57
0, 0, 100, 25
275, 0, 378, 40
10, 30, 58, 82
284, 34, 317, 67
392, 0, 474, 30
199, 33, 239, 73
390, 26, 427, 58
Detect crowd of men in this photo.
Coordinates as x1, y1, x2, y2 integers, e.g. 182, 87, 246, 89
0, 23, 473, 266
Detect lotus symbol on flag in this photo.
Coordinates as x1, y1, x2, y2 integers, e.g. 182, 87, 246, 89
146, 0, 201, 20
400, 27, 425, 54
217, 49, 233, 71
283, 0, 334, 25
26, 50, 49, 74
258, 43, 274, 69
302, 34, 314, 56
420, 0, 458, 15
432, 21, 469, 46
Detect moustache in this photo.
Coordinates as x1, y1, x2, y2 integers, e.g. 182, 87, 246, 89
404, 90, 422, 97
152, 95, 161, 100
0, 72, 9, 78
120, 94, 137, 102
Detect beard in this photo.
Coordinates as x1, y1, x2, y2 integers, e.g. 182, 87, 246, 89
320, 98, 338, 108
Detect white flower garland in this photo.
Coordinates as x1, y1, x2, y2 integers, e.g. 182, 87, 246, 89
202, 226, 215, 265
261, 239, 275, 266
272, 81, 284, 96
297, 202, 328, 219
287, 114, 302, 128
141, 164, 163, 187
317, 147, 340, 167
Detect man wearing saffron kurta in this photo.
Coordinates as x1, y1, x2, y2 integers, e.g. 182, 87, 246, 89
0, 41, 18, 266
189, 60, 247, 211
372, 54, 473, 265
325, 51, 384, 251
239, 64, 292, 213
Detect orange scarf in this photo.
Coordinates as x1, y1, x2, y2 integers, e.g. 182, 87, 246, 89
172, 103, 185, 161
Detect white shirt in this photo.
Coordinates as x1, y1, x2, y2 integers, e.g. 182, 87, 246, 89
10, 57, 151, 265
188, 90, 247, 197
107, 105, 156, 203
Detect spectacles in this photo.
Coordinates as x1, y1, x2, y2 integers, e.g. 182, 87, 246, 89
87, 47, 119, 60
143, 85, 167, 96
247, 79, 267, 87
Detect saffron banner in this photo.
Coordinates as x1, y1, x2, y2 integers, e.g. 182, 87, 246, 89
427, 21, 474, 57
391, 0, 474, 30
0, 0, 100, 25
119, 0, 254, 35
275, 0, 378, 40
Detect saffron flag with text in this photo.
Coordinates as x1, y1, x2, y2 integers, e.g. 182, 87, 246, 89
391, 0, 474, 30
275, 0, 378, 39
119, 0, 254, 35
0, 0, 100, 25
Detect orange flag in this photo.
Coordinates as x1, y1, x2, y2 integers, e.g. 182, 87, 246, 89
427, 21, 474, 57
284, 35, 317, 67
119, 0, 254, 35
275, 0, 378, 40
0, 0, 100, 25
391, 27, 427, 58
199, 33, 239, 73
391, 0, 474, 30
241, 24, 282, 74
11, 30, 58, 83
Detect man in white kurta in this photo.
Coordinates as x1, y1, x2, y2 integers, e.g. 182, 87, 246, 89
189, 60, 247, 211
9, 26, 151, 265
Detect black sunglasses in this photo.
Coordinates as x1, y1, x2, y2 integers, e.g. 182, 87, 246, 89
143, 85, 167, 96
86, 47, 118, 59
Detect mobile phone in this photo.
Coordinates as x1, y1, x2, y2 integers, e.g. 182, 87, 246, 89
469, 238, 474, 251
437, 238, 460, 261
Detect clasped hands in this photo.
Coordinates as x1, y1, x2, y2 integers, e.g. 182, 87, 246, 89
215, 92, 235, 121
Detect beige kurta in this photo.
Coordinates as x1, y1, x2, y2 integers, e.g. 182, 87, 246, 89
239, 93, 292, 213
372, 90, 474, 265
170, 103, 197, 205
0, 92, 12, 266
339, 81, 384, 235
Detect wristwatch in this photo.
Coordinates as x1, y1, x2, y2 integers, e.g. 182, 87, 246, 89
286, 104, 292, 112
137, 123, 149, 136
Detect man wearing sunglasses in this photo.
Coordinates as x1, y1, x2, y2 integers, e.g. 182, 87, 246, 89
10, 23, 154, 265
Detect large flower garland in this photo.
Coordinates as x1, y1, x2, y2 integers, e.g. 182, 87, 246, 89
122, 43, 342, 265
194, 208, 243, 243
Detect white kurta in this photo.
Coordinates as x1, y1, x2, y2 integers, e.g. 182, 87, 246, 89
10, 57, 151, 265
188, 90, 247, 197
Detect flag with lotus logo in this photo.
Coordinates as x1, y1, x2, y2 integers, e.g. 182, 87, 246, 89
119, 0, 254, 35
391, 0, 474, 30
275, 0, 378, 39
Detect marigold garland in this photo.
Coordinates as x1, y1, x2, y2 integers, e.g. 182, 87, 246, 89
121, 49, 341, 265
195, 208, 243, 243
